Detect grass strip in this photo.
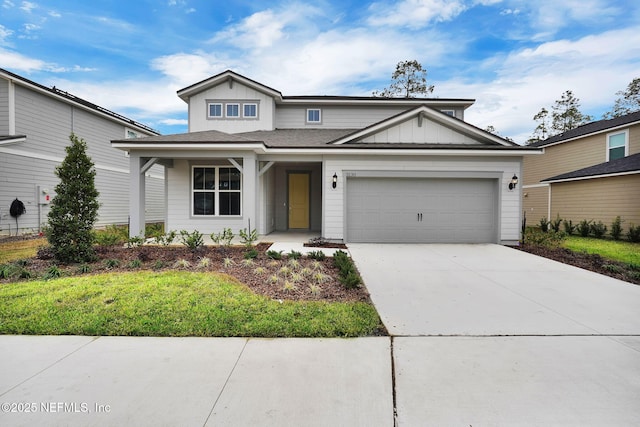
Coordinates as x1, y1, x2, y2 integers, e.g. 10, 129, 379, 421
562, 236, 640, 265
0, 238, 46, 264
0, 271, 380, 337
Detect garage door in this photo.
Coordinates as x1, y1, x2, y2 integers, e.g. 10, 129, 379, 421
346, 177, 497, 243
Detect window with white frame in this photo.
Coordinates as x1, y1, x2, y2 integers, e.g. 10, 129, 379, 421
243, 103, 257, 118
192, 166, 241, 216
441, 110, 455, 117
208, 103, 223, 118
226, 103, 240, 118
306, 108, 321, 124
607, 130, 628, 161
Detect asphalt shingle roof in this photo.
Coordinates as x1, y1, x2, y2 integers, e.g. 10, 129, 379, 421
530, 111, 640, 147
542, 152, 640, 182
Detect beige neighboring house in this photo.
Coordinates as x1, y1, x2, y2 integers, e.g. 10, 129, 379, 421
523, 111, 640, 228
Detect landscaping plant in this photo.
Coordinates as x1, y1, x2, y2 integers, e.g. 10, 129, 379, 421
590, 221, 608, 238
179, 230, 204, 251
577, 219, 592, 237
46, 133, 100, 263
610, 216, 623, 240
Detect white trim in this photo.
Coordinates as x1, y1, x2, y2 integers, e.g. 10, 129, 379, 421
243, 103, 258, 118
606, 129, 629, 161
0, 146, 164, 179
8, 79, 15, 135
547, 185, 551, 220
207, 102, 223, 118
537, 122, 640, 148
0, 136, 26, 146
522, 183, 549, 189
544, 169, 639, 184
191, 165, 242, 217
225, 103, 240, 118
306, 108, 322, 124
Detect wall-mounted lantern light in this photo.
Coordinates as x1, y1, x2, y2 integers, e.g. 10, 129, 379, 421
332, 173, 338, 189
508, 174, 518, 190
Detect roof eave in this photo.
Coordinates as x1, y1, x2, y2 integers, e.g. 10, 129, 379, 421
543, 169, 640, 183
177, 70, 283, 103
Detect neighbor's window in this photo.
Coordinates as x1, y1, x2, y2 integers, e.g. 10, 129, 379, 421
208, 103, 223, 118
243, 103, 258, 118
607, 130, 628, 161
307, 108, 321, 123
226, 103, 240, 118
192, 166, 242, 216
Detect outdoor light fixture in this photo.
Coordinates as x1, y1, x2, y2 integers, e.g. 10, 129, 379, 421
508, 174, 519, 190
332, 173, 338, 189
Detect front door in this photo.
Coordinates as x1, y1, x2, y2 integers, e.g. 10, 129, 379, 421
288, 173, 310, 229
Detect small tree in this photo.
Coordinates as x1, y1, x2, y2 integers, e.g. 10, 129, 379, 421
527, 108, 550, 144
373, 60, 434, 98
550, 90, 592, 135
47, 134, 100, 263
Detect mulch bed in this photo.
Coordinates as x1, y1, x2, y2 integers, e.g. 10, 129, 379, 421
6, 241, 372, 303
515, 244, 640, 286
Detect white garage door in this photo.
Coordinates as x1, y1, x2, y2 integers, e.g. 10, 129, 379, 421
346, 177, 498, 243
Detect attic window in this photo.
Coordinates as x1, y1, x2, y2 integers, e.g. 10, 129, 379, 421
441, 110, 455, 117
208, 103, 223, 118
226, 103, 240, 118
607, 130, 628, 161
307, 108, 321, 124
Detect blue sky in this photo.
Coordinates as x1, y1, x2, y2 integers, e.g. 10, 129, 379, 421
2, 0, 639, 143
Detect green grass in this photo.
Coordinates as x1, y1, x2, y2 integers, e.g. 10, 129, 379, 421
0, 271, 380, 337
563, 236, 640, 265
0, 238, 46, 264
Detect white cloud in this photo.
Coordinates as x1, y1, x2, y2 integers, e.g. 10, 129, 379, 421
367, 0, 467, 28
3, 0, 15, 8
160, 118, 188, 126
0, 47, 46, 72
20, 0, 36, 13
151, 52, 232, 88
48, 10, 60, 18
0, 24, 13, 44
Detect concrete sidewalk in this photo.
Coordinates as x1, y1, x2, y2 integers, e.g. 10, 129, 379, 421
0, 336, 392, 427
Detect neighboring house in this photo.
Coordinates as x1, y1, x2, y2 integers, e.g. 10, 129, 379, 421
113, 70, 539, 244
523, 111, 640, 227
0, 68, 165, 235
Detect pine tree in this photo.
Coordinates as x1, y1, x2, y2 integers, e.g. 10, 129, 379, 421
47, 134, 100, 263
373, 60, 434, 98
604, 77, 640, 119
550, 90, 592, 134
527, 108, 550, 144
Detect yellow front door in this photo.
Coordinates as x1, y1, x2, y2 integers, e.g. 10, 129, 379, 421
288, 173, 310, 229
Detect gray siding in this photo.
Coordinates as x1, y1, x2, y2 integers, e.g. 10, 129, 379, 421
0, 82, 164, 235
275, 105, 463, 129
0, 79, 8, 134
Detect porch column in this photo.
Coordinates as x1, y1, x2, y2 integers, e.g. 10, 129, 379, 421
242, 153, 257, 230
129, 153, 146, 238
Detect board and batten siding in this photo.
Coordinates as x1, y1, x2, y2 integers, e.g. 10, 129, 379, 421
322, 155, 522, 244
361, 118, 481, 144
550, 175, 640, 226
0, 83, 164, 234
187, 84, 276, 133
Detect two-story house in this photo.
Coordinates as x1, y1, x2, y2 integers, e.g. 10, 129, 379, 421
523, 111, 640, 227
0, 68, 165, 235
113, 70, 539, 244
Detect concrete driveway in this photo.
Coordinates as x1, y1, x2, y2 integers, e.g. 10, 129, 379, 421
350, 243, 640, 425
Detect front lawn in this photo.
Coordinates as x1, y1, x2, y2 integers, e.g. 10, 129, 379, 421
562, 236, 640, 265
0, 271, 381, 337
0, 237, 46, 264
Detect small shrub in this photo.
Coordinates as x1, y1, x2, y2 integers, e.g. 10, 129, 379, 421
313, 272, 327, 284
18, 268, 33, 279
549, 214, 563, 233
333, 250, 362, 289
610, 216, 623, 241
340, 270, 362, 289
128, 259, 142, 269
267, 274, 278, 284
300, 267, 313, 277
603, 264, 623, 274
145, 222, 164, 238
211, 228, 234, 246
577, 220, 592, 237
15, 259, 29, 267
267, 260, 280, 268
290, 272, 304, 283
126, 236, 145, 248
197, 257, 211, 268
288, 250, 302, 260
523, 228, 566, 247
104, 259, 120, 269
77, 264, 91, 274
311, 260, 324, 271
539, 217, 550, 232
0, 264, 17, 279
156, 230, 177, 246
44, 265, 62, 279
590, 221, 607, 239
238, 227, 258, 247
627, 224, 640, 243
282, 280, 297, 292
288, 259, 300, 269
173, 259, 191, 269
307, 250, 326, 261
253, 266, 266, 275
180, 230, 204, 251
153, 260, 165, 270
278, 266, 292, 276
266, 250, 283, 260
562, 219, 576, 235
241, 258, 254, 267
223, 257, 235, 268
244, 248, 259, 259
95, 229, 125, 246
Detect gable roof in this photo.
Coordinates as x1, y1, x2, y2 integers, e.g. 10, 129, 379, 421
542, 152, 640, 183
330, 105, 516, 147
177, 70, 475, 109
0, 68, 159, 136
530, 110, 640, 148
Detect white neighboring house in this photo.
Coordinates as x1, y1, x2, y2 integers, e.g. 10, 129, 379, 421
0, 68, 165, 235
113, 70, 541, 244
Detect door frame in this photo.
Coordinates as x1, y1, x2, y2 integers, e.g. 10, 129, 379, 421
287, 170, 311, 230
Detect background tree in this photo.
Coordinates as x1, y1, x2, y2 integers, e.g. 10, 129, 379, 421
47, 133, 100, 263
484, 125, 514, 142
527, 108, 550, 144
373, 60, 434, 98
603, 77, 640, 119
550, 90, 592, 135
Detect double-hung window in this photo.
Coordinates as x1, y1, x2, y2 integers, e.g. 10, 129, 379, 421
607, 130, 628, 161
192, 166, 241, 216
226, 103, 240, 118
208, 103, 223, 118
306, 108, 321, 124
243, 103, 257, 118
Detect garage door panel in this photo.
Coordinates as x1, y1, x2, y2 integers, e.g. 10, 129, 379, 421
346, 178, 497, 243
